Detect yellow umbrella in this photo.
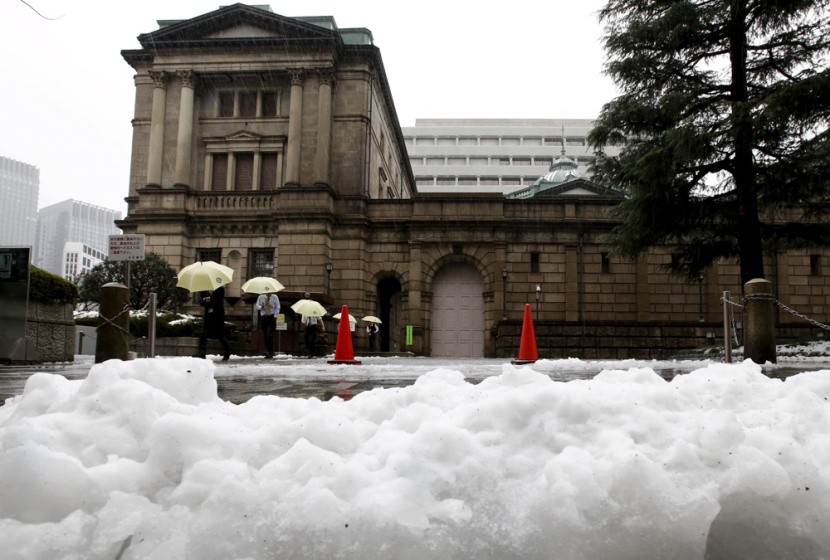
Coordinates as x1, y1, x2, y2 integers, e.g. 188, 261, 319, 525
362, 315, 383, 324
291, 299, 327, 317
177, 261, 234, 293
332, 312, 357, 323
241, 277, 285, 294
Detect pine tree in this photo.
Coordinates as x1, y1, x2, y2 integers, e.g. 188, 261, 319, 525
588, 0, 830, 284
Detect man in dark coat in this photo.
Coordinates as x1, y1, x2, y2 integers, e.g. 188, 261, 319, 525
197, 285, 231, 360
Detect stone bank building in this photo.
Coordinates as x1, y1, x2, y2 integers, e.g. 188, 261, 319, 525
118, 3, 830, 358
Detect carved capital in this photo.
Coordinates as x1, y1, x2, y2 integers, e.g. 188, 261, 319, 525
318, 68, 335, 88
287, 68, 305, 86
149, 70, 168, 89
176, 70, 197, 89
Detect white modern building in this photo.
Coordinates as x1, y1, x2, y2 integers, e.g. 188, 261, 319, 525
0, 156, 39, 249
35, 199, 122, 277
402, 118, 623, 194
61, 242, 106, 281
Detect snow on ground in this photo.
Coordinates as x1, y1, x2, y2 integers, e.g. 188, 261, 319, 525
1, 351, 830, 559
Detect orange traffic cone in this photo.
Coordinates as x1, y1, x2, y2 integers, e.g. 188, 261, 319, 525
511, 303, 538, 365
327, 305, 362, 365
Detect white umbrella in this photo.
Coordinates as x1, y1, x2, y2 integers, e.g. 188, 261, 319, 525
332, 312, 357, 323
241, 277, 285, 294
177, 261, 234, 293
291, 299, 327, 317
362, 315, 383, 324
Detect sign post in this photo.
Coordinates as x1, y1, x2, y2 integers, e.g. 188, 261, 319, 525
108, 234, 146, 292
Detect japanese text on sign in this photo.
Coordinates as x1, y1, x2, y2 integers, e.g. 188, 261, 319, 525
108, 235, 146, 261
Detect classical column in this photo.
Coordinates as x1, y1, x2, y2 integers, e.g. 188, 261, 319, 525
173, 70, 196, 188
146, 70, 168, 187
407, 242, 423, 354
284, 68, 305, 186
314, 68, 334, 186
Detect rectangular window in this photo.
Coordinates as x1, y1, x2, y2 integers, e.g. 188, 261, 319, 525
513, 158, 531, 166
426, 158, 445, 165
239, 91, 257, 117
198, 248, 222, 263
447, 158, 466, 165
458, 137, 478, 146
218, 92, 234, 117
531, 252, 540, 274
248, 249, 274, 278
235, 153, 254, 190
261, 92, 278, 117
810, 254, 821, 276
602, 252, 611, 274
211, 154, 228, 191
458, 177, 477, 185
260, 153, 278, 190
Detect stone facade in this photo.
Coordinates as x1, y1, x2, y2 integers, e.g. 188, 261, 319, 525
117, 5, 830, 359
26, 301, 75, 362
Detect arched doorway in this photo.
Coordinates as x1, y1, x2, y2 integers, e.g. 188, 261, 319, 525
377, 277, 402, 352
430, 263, 484, 357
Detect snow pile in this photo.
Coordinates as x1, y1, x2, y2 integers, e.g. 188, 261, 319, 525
1, 358, 829, 559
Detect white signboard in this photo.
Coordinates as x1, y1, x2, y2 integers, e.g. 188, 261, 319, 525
276, 314, 287, 331
109, 234, 146, 261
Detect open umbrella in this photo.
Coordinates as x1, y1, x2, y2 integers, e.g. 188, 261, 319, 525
177, 261, 234, 293
241, 277, 285, 294
291, 299, 327, 317
362, 315, 383, 324
332, 312, 356, 323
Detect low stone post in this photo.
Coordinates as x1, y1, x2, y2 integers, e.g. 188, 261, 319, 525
96, 282, 130, 363
743, 278, 777, 364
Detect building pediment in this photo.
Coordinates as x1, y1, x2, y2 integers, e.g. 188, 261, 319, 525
506, 178, 625, 200
137, 3, 341, 48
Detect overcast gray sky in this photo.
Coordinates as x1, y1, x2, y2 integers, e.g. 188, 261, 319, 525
0, 0, 616, 217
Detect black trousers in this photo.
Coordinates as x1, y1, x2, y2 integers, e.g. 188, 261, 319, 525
304, 324, 319, 356
198, 316, 230, 359
260, 314, 276, 356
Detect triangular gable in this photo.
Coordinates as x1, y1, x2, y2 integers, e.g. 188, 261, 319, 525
138, 3, 340, 47
525, 178, 625, 200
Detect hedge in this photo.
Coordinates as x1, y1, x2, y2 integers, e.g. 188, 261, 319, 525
29, 266, 78, 304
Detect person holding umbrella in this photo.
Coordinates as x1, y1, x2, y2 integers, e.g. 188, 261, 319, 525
198, 285, 231, 361
255, 291, 280, 359
241, 276, 286, 359
293, 292, 326, 357
177, 260, 235, 361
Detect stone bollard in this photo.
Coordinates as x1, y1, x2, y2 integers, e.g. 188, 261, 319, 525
95, 282, 131, 363
743, 278, 777, 364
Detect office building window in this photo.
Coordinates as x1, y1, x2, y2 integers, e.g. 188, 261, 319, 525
530, 252, 540, 274
212, 155, 228, 191
216, 89, 281, 118
248, 249, 274, 278
810, 254, 822, 276
218, 92, 234, 117
235, 153, 254, 191
602, 252, 612, 274
198, 248, 222, 263
261, 153, 279, 190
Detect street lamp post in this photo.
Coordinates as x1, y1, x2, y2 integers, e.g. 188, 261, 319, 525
535, 284, 541, 317
325, 262, 333, 294
698, 271, 704, 322
502, 268, 508, 320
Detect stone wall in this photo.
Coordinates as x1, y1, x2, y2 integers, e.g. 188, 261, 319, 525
26, 301, 75, 362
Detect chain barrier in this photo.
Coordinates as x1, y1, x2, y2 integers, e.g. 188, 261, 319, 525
721, 295, 743, 346
96, 303, 132, 336
721, 292, 830, 342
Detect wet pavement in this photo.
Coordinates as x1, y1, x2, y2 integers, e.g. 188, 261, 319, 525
2, 354, 828, 406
